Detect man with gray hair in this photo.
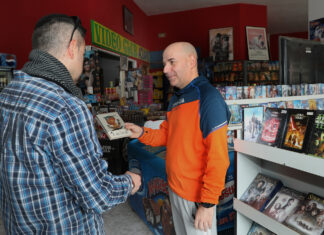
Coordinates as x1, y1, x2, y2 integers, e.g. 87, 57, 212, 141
0, 14, 141, 234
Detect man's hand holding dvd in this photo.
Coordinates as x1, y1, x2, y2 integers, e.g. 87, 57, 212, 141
96, 112, 132, 140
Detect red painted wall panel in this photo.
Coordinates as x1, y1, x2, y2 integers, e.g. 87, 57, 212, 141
270, 32, 308, 60
147, 4, 267, 59
0, 0, 149, 68
1, 2, 268, 68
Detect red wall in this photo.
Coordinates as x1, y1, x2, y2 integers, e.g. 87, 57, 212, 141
269, 32, 308, 61
1, 2, 268, 68
0, 0, 149, 68
147, 4, 267, 60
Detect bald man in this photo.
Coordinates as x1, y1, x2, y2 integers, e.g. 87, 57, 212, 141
126, 42, 231, 235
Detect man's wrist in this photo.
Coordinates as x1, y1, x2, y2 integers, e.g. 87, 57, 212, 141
200, 202, 215, 208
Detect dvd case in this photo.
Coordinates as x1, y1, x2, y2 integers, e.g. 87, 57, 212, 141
96, 112, 132, 140
263, 186, 306, 223
284, 193, 324, 235
243, 106, 264, 142
281, 109, 315, 153
240, 173, 283, 211
307, 110, 324, 158
257, 108, 288, 147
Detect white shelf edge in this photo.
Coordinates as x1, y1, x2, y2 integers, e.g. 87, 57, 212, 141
233, 198, 299, 235
234, 139, 324, 178
225, 94, 324, 105
228, 124, 242, 130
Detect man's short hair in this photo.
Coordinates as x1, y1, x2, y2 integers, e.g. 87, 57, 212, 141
32, 14, 86, 55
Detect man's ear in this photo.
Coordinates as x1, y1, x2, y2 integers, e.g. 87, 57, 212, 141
66, 40, 77, 59
189, 54, 197, 69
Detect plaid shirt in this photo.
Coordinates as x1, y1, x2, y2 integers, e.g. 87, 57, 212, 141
0, 71, 132, 234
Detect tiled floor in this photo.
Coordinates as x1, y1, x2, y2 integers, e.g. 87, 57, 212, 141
0, 200, 153, 235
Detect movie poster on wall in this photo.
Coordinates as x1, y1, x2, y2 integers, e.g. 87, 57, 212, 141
209, 27, 234, 62
246, 26, 269, 60
310, 17, 324, 42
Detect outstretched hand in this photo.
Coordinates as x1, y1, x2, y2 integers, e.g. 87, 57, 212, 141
125, 123, 143, 138
125, 171, 141, 195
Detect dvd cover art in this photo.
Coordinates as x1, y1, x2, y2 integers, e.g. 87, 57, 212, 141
247, 222, 276, 235
243, 86, 249, 99
266, 85, 272, 98
236, 86, 243, 99
261, 85, 267, 98
240, 173, 283, 211
292, 85, 297, 96
257, 108, 288, 147
307, 111, 324, 158
263, 187, 306, 223
277, 101, 286, 109
277, 85, 282, 97
300, 100, 310, 110
255, 86, 263, 99
243, 106, 264, 142
319, 84, 324, 94
309, 84, 319, 95
309, 99, 318, 110
269, 85, 278, 98
293, 100, 302, 109
281, 109, 315, 153
228, 105, 242, 124
296, 84, 302, 96
316, 99, 324, 110
249, 86, 256, 99
284, 193, 324, 235
282, 85, 290, 97
286, 101, 294, 109
225, 86, 237, 100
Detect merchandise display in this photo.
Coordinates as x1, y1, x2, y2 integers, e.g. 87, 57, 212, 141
247, 222, 276, 235
307, 111, 324, 157
243, 106, 264, 142
263, 187, 306, 223
212, 60, 279, 87
240, 173, 283, 211
257, 108, 288, 147
281, 109, 315, 153
285, 193, 324, 235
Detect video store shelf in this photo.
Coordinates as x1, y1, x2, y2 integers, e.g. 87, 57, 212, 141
226, 94, 324, 105
233, 198, 299, 235
234, 139, 324, 178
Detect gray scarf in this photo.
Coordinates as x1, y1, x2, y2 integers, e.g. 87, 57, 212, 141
22, 49, 83, 99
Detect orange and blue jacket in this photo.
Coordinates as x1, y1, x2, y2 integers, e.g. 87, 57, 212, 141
138, 75, 231, 204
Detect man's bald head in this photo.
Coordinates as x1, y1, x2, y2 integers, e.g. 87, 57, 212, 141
164, 42, 198, 60
163, 42, 199, 89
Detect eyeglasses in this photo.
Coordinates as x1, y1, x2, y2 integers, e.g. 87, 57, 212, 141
69, 16, 81, 43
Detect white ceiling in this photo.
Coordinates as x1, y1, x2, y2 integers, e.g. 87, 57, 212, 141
133, 0, 308, 35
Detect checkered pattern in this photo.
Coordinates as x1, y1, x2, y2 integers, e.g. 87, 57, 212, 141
0, 71, 132, 234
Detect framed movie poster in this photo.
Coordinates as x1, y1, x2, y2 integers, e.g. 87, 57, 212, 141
246, 26, 269, 60
123, 6, 134, 35
310, 17, 324, 42
209, 27, 233, 62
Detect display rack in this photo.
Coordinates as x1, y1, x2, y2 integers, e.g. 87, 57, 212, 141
213, 60, 279, 86
234, 139, 324, 234
226, 94, 324, 106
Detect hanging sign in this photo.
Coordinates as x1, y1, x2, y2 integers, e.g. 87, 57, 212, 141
91, 20, 150, 62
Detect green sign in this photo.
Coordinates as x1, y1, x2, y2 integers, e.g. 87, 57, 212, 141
91, 20, 150, 62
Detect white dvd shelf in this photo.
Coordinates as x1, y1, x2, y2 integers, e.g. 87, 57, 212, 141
234, 138, 324, 235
